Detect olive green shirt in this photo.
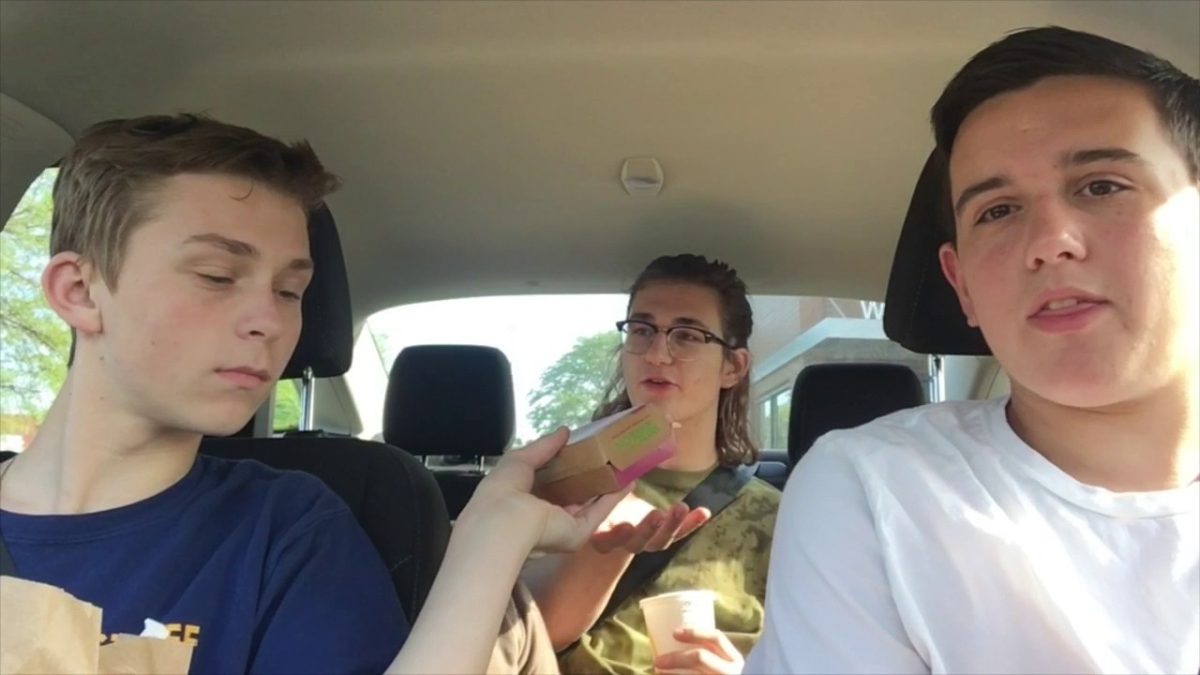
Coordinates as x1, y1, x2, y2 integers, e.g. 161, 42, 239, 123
559, 466, 781, 674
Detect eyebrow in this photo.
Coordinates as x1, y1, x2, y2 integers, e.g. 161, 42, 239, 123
953, 176, 1010, 218
1064, 147, 1144, 167
628, 312, 713, 331
183, 233, 312, 271
952, 147, 1146, 219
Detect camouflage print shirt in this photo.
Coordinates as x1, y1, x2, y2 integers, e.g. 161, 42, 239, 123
559, 465, 781, 675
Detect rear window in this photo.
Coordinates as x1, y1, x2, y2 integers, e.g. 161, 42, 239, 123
357, 294, 930, 453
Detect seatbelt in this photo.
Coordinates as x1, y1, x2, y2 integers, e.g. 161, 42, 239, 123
0, 531, 15, 577
0, 450, 17, 576
595, 462, 757, 625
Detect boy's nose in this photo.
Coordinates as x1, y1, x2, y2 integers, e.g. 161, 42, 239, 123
1025, 199, 1087, 270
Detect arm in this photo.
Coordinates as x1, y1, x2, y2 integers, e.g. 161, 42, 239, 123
744, 437, 928, 675
521, 544, 633, 649
386, 429, 625, 675
521, 497, 710, 650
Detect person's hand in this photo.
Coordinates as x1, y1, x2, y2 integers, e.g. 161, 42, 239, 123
458, 428, 629, 554
653, 627, 744, 674
589, 491, 710, 554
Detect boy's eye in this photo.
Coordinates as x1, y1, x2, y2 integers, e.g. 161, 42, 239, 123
1080, 180, 1126, 197
278, 290, 303, 303
629, 324, 655, 337
976, 204, 1015, 225
198, 273, 233, 285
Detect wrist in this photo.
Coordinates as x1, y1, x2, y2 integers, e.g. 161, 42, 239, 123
455, 493, 543, 556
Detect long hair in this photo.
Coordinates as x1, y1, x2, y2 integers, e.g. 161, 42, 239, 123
594, 254, 757, 466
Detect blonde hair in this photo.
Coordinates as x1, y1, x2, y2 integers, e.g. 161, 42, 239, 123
51, 113, 340, 288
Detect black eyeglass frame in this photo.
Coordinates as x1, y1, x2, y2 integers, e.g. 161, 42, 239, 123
615, 319, 738, 358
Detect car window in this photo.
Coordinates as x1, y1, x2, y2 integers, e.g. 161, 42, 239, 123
357, 294, 932, 454
1, 168, 65, 453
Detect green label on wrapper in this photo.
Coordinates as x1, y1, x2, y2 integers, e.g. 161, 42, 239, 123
614, 419, 661, 453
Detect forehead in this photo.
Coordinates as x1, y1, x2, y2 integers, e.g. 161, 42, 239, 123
132, 173, 309, 255
949, 76, 1178, 183
629, 281, 723, 324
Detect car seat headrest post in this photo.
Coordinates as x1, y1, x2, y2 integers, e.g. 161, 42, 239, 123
928, 355, 946, 403
300, 366, 316, 432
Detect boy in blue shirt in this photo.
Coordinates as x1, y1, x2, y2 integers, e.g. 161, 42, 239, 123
0, 114, 407, 674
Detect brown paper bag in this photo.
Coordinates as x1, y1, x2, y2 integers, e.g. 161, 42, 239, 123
1, 576, 100, 674
0, 576, 194, 675
100, 635, 194, 675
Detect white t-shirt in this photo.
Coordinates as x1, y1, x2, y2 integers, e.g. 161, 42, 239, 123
745, 397, 1199, 675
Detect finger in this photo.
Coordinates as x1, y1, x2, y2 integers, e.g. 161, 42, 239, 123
623, 510, 666, 552
674, 507, 712, 540
506, 427, 570, 468
574, 485, 632, 530
643, 504, 689, 551
673, 627, 739, 662
657, 638, 729, 672
654, 648, 726, 674
590, 522, 636, 553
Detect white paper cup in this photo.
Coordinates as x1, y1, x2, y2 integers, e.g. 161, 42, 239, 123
639, 590, 716, 658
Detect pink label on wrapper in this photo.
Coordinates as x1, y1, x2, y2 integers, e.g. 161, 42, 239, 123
612, 441, 676, 487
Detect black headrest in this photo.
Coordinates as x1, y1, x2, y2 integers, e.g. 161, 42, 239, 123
787, 362, 926, 467
883, 150, 991, 356
282, 205, 353, 379
383, 345, 515, 457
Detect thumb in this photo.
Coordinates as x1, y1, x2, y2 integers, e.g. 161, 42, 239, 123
510, 427, 570, 468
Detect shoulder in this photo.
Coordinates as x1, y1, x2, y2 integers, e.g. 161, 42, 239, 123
193, 455, 351, 534
802, 399, 1001, 480
778, 398, 1009, 541
738, 475, 782, 512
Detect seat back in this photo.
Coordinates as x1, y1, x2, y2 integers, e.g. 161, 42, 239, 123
753, 449, 790, 491
199, 437, 449, 620
199, 205, 449, 621
883, 149, 991, 356
383, 345, 515, 518
787, 362, 926, 467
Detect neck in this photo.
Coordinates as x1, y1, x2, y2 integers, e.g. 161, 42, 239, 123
0, 368, 200, 515
659, 404, 720, 472
1007, 373, 1199, 492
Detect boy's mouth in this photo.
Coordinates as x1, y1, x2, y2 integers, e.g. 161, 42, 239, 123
216, 366, 271, 389
1028, 290, 1108, 318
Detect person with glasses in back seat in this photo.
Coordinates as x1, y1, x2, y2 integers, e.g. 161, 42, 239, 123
520, 254, 782, 675
0, 114, 627, 675
746, 27, 1199, 674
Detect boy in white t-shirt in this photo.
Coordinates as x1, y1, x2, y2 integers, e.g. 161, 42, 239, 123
746, 27, 1199, 674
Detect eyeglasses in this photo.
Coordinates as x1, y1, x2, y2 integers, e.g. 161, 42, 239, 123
616, 319, 735, 362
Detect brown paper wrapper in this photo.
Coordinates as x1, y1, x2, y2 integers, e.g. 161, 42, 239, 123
0, 576, 194, 675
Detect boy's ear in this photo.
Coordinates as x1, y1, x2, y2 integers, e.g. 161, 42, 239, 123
42, 252, 104, 336
938, 242, 979, 328
721, 348, 751, 389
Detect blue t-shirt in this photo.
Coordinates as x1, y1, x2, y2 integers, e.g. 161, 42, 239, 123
0, 454, 409, 674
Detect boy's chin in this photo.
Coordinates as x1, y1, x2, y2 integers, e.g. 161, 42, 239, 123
1011, 368, 1137, 411
179, 406, 260, 438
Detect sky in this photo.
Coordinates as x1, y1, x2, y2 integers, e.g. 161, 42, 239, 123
367, 294, 629, 441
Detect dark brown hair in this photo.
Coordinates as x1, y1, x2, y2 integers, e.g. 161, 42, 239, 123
931, 26, 1200, 243
594, 254, 757, 466
51, 113, 341, 287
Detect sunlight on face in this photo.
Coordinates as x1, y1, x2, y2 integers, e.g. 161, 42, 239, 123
1155, 184, 1200, 370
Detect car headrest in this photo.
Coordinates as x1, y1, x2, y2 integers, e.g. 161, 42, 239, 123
383, 345, 515, 457
787, 362, 926, 467
282, 205, 353, 379
883, 150, 991, 356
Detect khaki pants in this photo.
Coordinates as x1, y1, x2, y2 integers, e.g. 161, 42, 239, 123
487, 582, 561, 675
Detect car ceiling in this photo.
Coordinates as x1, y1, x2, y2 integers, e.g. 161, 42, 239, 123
2, 0, 1197, 327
